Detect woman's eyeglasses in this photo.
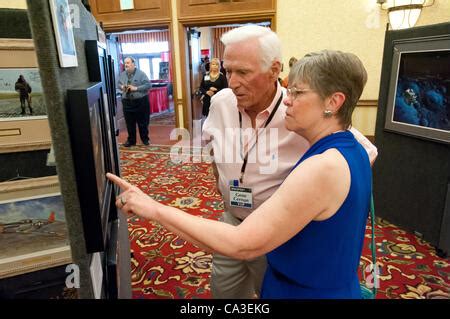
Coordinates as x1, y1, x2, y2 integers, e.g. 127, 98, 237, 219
286, 87, 312, 100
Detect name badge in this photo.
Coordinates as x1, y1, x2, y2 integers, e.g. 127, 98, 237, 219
204, 75, 210, 81
229, 186, 253, 209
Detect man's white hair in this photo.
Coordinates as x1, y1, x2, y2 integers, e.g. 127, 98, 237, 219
220, 24, 282, 71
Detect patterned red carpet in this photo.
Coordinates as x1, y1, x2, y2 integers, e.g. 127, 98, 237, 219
120, 145, 450, 299
150, 111, 176, 126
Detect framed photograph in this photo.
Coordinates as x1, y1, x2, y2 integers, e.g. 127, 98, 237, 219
0, 68, 46, 118
159, 61, 169, 80
86, 40, 120, 176
0, 176, 71, 279
96, 23, 106, 46
107, 55, 121, 171
66, 82, 114, 253
384, 35, 450, 144
0, 39, 52, 153
107, 55, 118, 116
49, 0, 78, 68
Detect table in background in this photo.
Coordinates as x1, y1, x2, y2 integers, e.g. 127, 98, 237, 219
148, 86, 169, 114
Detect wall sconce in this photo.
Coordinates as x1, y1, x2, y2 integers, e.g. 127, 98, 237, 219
377, 0, 435, 30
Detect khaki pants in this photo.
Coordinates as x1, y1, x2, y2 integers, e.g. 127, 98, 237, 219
210, 211, 267, 299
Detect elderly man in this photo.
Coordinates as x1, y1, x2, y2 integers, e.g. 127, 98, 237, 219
118, 57, 152, 147
201, 25, 378, 299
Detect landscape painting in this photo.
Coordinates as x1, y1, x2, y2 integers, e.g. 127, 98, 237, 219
0, 193, 68, 260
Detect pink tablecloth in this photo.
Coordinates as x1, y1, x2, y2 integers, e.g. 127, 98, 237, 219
148, 87, 169, 114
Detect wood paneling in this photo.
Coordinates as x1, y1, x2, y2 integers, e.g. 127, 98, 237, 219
178, 0, 276, 22
88, 0, 171, 31
134, 0, 161, 10
95, 1, 121, 13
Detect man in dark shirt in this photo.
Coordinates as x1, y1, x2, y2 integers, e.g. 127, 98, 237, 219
15, 75, 33, 115
118, 57, 152, 147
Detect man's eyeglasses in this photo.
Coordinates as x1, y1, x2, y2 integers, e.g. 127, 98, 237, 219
286, 87, 312, 100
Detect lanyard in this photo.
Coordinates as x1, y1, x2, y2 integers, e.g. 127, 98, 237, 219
238, 93, 283, 183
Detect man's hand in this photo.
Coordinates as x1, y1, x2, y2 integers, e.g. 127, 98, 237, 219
127, 85, 138, 92
211, 162, 222, 197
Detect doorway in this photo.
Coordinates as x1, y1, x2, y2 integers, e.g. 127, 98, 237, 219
107, 28, 176, 146
183, 21, 272, 135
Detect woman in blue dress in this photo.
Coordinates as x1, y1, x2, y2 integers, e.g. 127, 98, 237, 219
107, 49, 372, 299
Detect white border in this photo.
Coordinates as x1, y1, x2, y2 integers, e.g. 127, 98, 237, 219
48, 0, 78, 68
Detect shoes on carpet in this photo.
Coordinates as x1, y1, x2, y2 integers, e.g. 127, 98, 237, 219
143, 140, 150, 146
123, 141, 135, 147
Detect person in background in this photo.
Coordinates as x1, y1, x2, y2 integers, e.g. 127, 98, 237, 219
281, 56, 298, 88
107, 48, 375, 299
118, 57, 152, 147
220, 60, 227, 77
15, 75, 32, 115
200, 56, 210, 75
199, 57, 228, 117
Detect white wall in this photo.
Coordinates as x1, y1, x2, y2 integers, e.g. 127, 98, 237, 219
0, 0, 27, 9
198, 26, 212, 56
277, 0, 450, 135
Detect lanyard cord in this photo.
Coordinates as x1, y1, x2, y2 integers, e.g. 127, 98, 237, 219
238, 93, 283, 183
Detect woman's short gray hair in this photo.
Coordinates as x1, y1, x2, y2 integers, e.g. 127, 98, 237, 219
220, 24, 282, 72
289, 50, 367, 127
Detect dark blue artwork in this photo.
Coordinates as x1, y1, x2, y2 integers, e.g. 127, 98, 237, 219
393, 51, 450, 132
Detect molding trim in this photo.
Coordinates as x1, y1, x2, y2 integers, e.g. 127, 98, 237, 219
0, 38, 34, 50
357, 99, 378, 108
0, 175, 59, 196
177, 0, 276, 21
0, 246, 71, 280
0, 141, 52, 154
177, 11, 276, 24
101, 18, 172, 32
0, 128, 21, 137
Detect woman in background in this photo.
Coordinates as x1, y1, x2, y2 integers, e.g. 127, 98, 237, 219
281, 56, 298, 88
199, 57, 228, 117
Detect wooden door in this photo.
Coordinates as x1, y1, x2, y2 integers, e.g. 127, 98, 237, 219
187, 29, 203, 122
